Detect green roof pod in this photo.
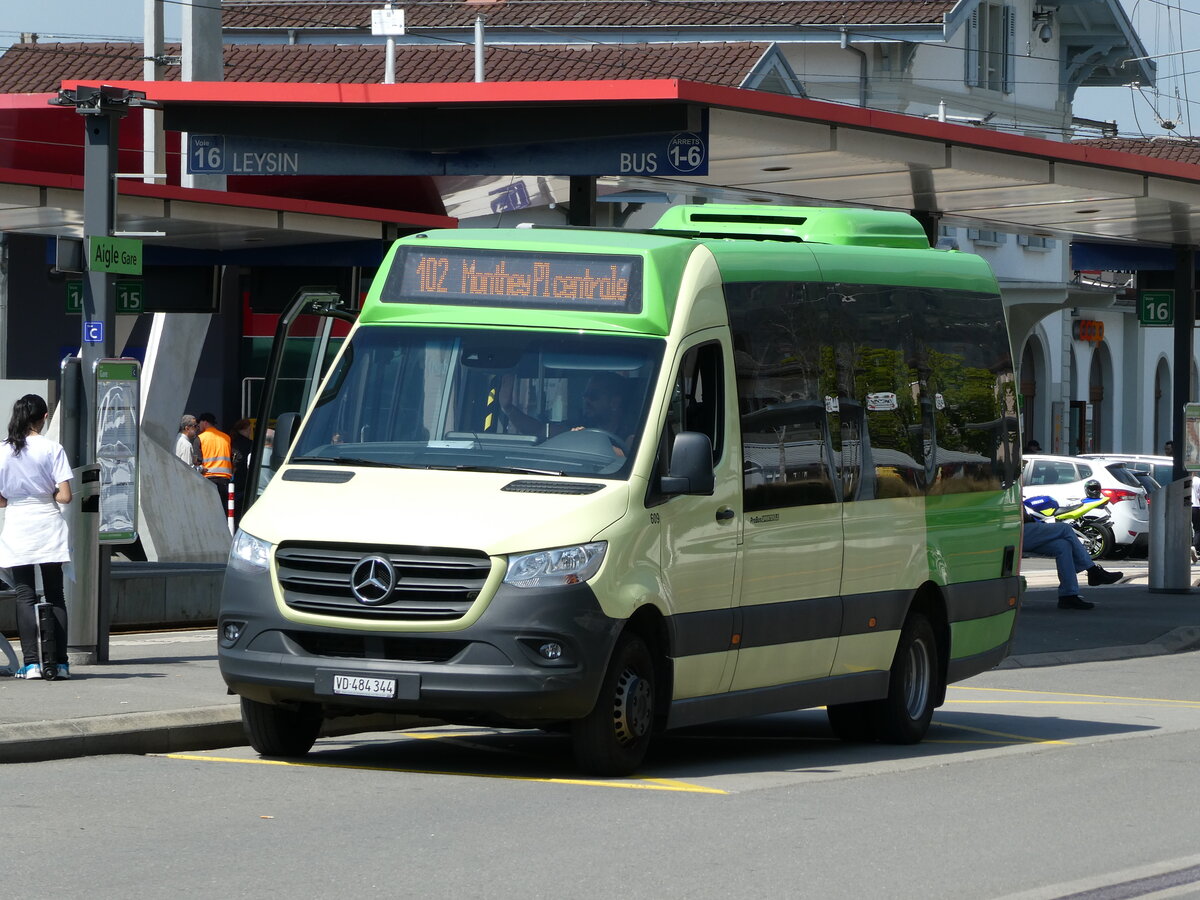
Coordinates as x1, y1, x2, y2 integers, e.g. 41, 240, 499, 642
652, 205, 932, 250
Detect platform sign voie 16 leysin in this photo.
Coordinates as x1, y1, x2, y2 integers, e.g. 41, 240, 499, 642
187, 124, 708, 177
94, 359, 140, 544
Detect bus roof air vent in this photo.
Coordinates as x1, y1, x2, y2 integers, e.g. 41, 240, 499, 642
651, 205, 931, 250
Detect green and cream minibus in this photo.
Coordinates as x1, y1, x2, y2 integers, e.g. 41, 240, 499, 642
219, 205, 1023, 775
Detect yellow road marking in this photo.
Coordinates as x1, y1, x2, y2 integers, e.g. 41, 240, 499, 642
947, 700, 1200, 708
159, 754, 728, 794
950, 685, 1200, 705
933, 721, 1072, 745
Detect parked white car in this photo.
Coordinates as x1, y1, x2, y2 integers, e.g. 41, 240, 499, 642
1079, 453, 1174, 489
1020, 454, 1150, 557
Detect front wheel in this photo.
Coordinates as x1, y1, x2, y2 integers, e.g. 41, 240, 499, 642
571, 633, 656, 776
1076, 522, 1114, 560
241, 697, 323, 757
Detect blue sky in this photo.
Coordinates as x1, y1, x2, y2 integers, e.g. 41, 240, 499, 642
0, 0, 1195, 139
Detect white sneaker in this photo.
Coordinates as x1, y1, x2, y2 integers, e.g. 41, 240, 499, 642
15, 663, 41, 679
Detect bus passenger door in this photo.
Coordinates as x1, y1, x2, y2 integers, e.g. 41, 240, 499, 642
732, 400, 843, 692
655, 339, 742, 700
244, 289, 356, 513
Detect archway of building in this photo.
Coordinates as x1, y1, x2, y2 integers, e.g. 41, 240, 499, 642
1088, 342, 1114, 453
1019, 334, 1049, 452
1154, 357, 1172, 455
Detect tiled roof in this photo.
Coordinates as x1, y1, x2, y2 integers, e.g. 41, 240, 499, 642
222, 0, 954, 30
1075, 137, 1200, 166
0, 41, 771, 94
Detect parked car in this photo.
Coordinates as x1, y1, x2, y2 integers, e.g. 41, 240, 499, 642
1079, 453, 1174, 488
1021, 454, 1150, 557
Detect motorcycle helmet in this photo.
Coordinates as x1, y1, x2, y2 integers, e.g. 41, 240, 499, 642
1084, 479, 1102, 499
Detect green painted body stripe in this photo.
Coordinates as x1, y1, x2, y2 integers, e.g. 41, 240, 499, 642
949, 609, 1017, 660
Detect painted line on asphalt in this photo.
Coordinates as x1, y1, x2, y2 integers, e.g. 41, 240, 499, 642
930, 721, 1072, 745
159, 753, 729, 794
951, 685, 1200, 705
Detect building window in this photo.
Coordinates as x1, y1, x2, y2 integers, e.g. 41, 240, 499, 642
1018, 234, 1057, 252
967, 228, 1007, 246
966, 2, 1015, 93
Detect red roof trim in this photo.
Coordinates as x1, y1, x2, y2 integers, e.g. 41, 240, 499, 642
61, 76, 1200, 185
0, 165, 455, 229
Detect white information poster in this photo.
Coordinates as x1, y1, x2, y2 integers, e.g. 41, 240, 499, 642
95, 358, 140, 543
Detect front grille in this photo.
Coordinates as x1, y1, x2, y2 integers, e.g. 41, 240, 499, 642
284, 630, 467, 662
276, 542, 492, 621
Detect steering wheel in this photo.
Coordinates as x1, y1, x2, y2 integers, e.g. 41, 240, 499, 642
578, 428, 629, 457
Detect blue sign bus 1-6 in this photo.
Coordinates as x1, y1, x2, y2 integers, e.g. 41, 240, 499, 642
186, 123, 709, 177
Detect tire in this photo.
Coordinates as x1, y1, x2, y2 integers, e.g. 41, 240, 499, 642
876, 612, 939, 744
1076, 522, 1114, 560
571, 633, 656, 776
241, 697, 323, 757
828, 613, 939, 745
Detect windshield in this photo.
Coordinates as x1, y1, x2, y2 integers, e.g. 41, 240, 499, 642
291, 326, 664, 479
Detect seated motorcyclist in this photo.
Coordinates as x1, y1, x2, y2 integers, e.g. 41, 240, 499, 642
1022, 494, 1123, 609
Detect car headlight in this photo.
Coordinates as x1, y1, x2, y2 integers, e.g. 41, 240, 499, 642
229, 529, 272, 572
504, 542, 606, 588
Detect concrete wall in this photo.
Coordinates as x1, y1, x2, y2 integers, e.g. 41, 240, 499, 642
0, 562, 225, 634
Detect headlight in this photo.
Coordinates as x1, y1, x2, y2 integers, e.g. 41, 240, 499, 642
504, 542, 606, 588
229, 529, 272, 572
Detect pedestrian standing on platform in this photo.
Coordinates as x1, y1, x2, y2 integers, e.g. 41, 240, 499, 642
175, 414, 200, 468
0, 394, 74, 679
1190, 475, 1200, 564
196, 412, 234, 506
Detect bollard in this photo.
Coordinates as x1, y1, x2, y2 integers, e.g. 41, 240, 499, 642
1148, 477, 1194, 592
227, 480, 236, 535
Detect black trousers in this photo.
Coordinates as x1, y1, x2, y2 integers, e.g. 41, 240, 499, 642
1192, 507, 1200, 552
13, 562, 67, 666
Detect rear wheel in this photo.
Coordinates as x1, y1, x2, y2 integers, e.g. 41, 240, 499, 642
241, 697, 323, 757
828, 612, 939, 745
876, 612, 939, 744
571, 633, 656, 776
1077, 522, 1114, 560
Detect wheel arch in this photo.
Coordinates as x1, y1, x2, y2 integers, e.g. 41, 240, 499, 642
621, 605, 672, 730
907, 581, 950, 708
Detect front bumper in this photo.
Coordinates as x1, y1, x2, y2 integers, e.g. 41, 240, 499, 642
218, 563, 623, 725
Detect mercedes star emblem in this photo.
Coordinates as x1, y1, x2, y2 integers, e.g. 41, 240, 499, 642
349, 555, 397, 605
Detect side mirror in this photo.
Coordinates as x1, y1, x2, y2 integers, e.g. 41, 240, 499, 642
272, 412, 301, 469
660, 431, 715, 496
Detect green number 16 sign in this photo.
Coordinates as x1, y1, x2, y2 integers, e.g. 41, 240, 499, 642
1139, 290, 1173, 327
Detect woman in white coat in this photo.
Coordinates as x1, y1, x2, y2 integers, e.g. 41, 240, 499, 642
0, 394, 73, 679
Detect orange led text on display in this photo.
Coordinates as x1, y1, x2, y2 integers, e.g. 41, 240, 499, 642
415, 254, 630, 304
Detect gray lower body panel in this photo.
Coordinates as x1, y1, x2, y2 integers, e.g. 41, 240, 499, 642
219, 564, 622, 726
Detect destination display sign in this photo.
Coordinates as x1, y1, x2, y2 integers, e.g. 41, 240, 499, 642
384, 248, 643, 313
187, 124, 707, 177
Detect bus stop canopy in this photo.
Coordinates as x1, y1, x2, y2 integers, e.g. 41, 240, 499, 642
63, 77, 1200, 249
